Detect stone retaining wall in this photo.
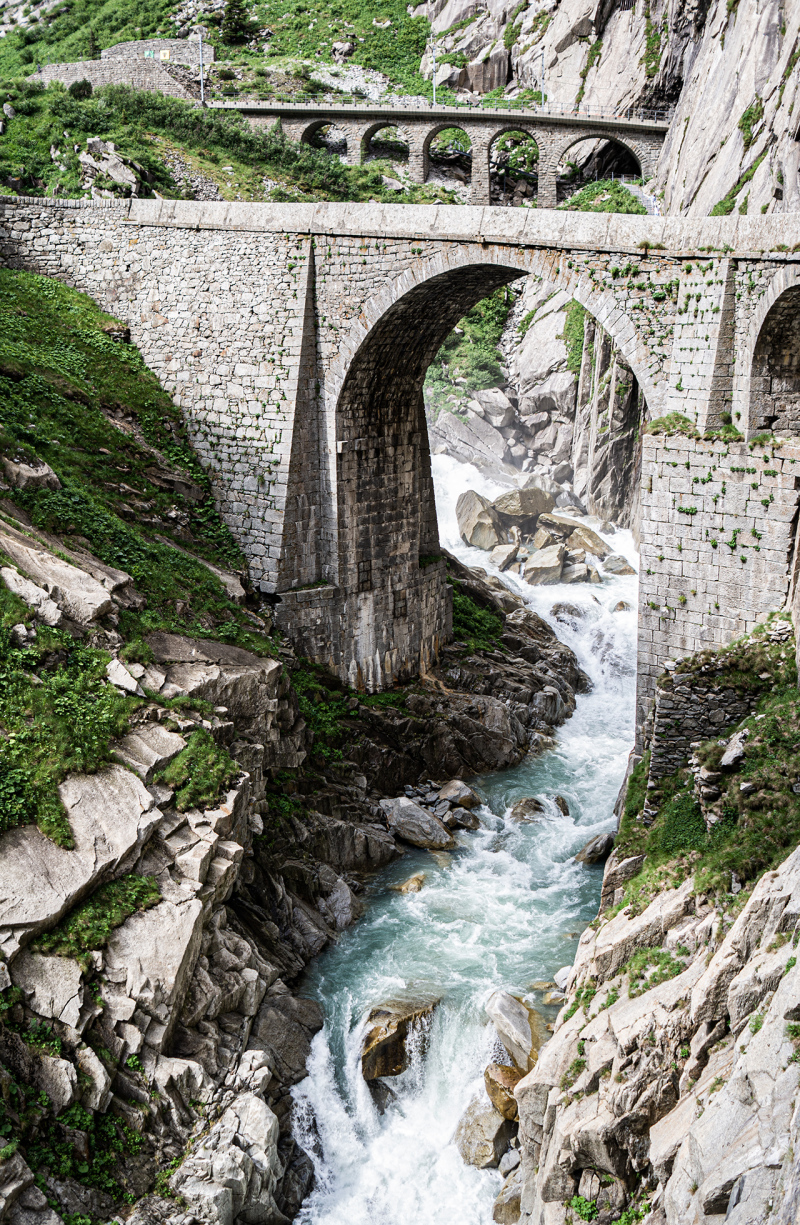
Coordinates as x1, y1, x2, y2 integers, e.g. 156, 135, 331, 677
648, 671, 760, 779
636, 433, 800, 740
101, 37, 213, 65
34, 57, 195, 100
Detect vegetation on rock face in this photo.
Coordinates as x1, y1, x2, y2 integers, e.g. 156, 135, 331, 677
423, 286, 517, 422
33, 874, 161, 967
0, 268, 272, 648
0, 615, 132, 846
449, 577, 504, 652
0, 268, 279, 840
155, 727, 239, 810
558, 179, 646, 215
616, 619, 800, 904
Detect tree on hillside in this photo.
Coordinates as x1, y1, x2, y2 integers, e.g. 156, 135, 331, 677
221, 0, 250, 44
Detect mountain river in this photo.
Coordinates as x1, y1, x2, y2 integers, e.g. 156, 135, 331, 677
291, 456, 639, 1224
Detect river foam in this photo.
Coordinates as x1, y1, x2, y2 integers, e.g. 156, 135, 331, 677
291, 458, 638, 1224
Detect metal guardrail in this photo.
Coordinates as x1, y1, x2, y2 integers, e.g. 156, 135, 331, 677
211, 95, 673, 127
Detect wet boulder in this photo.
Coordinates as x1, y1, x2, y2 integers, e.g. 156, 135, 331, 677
509, 798, 545, 822
390, 872, 426, 894
566, 525, 611, 560
454, 1094, 515, 1168
456, 490, 503, 551
523, 544, 564, 585
361, 995, 440, 1080
489, 543, 519, 571
603, 552, 636, 575
493, 1167, 523, 1223
438, 779, 480, 809
379, 797, 455, 850
484, 1062, 523, 1120
575, 831, 615, 864
445, 806, 481, 831
492, 486, 555, 522
486, 990, 548, 1073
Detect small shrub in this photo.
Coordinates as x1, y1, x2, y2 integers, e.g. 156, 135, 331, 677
569, 1196, 598, 1221
155, 728, 239, 812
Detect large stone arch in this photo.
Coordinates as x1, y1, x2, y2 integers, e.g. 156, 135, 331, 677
358, 121, 413, 165
741, 266, 800, 436
747, 279, 800, 437
321, 243, 656, 689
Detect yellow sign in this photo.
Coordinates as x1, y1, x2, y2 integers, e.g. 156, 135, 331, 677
159, 49, 170, 60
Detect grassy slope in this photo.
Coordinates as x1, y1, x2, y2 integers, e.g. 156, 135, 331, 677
0, 78, 459, 203
0, 267, 271, 843
0, 0, 434, 97
615, 617, 800, 910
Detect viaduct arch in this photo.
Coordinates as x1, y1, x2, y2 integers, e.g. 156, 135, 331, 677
237, 100, 667, 207
0, 197, 798, 721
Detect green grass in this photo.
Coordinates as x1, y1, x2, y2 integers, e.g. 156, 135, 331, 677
0, 616, 133, 845
738, 96, 764, 151
423, 286, 516, 422
33, 874, 161, 968
0, 267, 276, 650
615, 621, 800, 901
154, 727, 239, 810
449, 578, 504, 652
710, 149, 768, 216
0, 79, 457, 204
560, 300, 587, 375
645, 412, 699, 437
559, 179, 646, 215
620, 945, 688, 996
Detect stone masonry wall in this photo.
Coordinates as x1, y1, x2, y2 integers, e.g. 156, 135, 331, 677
34, 57, 196, 99
101, 37, 213, 65
1, 197, 798, 691
636, 433, 800, 741
648, 671, 759, 780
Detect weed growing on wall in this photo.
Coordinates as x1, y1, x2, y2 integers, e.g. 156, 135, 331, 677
615, 622, 800, 902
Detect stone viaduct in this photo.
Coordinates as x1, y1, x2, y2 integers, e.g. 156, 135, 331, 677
1, 198, 799, 735
227, 100, 668, 208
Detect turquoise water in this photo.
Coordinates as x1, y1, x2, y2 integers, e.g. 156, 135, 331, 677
291, 458, 638, 1224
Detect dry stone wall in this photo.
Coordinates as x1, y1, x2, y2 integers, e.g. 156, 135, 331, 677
0, 197, 798, 695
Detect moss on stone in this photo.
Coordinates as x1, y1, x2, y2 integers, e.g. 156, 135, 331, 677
34, 874, 161, 968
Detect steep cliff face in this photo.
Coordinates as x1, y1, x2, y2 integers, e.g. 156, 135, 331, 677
513, 617, 800, 1225
419, 0, 799, 216
654, 0, 800, 215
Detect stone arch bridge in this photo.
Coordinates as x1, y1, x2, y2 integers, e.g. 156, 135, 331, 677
1, 198, 799, 731
224, 100, 668, 207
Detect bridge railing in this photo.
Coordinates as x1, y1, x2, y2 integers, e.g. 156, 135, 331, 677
215, 95, 674, 125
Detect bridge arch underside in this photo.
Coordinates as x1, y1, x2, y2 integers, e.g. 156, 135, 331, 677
555, 134, 641, 183
332, 261, 524, 691
749, 285, 800, 436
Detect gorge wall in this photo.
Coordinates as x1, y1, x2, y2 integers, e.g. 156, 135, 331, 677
417, 0, 800, 216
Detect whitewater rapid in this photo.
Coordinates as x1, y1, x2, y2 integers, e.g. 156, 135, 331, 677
291, 456, 639, 1224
